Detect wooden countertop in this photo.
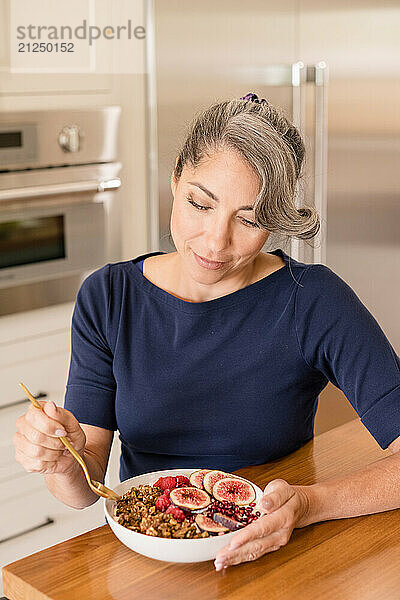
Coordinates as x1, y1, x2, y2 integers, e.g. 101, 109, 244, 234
3, 418, 400, 600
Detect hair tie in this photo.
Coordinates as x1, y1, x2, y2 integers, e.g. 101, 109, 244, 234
240, 92, 267, 105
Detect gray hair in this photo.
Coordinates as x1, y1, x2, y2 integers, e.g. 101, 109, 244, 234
173, 97, 320, 240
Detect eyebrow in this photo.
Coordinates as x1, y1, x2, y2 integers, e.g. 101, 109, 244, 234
187, 181, 254, 211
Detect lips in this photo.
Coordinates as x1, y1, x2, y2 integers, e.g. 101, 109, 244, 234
199, 254, 224, 265
193, 251, 227, 270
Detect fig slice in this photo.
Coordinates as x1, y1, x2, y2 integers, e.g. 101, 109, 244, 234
189, 469, 211, 489
169, 486, 211, 511
195, 514, 230, 534
202, 470, 238, 494
212, 478, 256, 505
213, 512, 244, 531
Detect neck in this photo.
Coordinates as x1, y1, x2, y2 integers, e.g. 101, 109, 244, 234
173, 253, 259, 302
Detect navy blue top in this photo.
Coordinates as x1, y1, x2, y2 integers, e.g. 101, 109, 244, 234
64, 249, 400, 482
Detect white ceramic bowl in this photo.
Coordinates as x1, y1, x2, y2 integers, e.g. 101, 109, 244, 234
104, 467, 263, 563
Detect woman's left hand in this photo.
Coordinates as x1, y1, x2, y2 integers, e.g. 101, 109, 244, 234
214, 479, 310, 571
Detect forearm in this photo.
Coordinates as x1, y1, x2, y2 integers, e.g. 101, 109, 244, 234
44, 449, 104, 510
294, 451, 400, 528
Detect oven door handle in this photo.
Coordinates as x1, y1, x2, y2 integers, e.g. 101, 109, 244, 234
0, 177, 121, 202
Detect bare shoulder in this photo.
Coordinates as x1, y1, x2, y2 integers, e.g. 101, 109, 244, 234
142, 252, 177, 287
257, 251, 285, 278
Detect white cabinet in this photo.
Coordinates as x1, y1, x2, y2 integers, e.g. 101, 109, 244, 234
0, 302, 120, 596
0, 0, 113, 96
0, 487, 106, 597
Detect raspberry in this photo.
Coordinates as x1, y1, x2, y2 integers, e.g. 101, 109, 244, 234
154, 478, 164, 489
155, 495, 170, 512
165, 505, 186, 522
154, 476, 177, 491
163, 489, 171, 498
161, 491, 171, 507
175, 475, 190, 487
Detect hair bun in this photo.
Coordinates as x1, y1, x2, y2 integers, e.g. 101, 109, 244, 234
240, 92, 267, 104
296, 207, 321, 240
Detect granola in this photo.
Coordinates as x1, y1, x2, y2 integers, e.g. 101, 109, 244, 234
114, 484, 210, 539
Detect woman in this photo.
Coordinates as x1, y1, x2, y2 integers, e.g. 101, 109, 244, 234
14, 93, 400, 571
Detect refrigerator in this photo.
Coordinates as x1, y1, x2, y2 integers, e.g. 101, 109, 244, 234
145, 0, 400, 433
145, 0, 328, 265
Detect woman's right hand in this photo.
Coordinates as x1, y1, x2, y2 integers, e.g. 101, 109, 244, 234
14, 400, 86, 476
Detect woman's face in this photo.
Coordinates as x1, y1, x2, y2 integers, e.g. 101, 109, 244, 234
170, 147, 270, 286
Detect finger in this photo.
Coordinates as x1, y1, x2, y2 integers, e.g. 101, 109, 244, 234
260, 479, 295, 513
227, 511, 280, 551
215, 528, 290, 569
15, 447, 61, 475
13, 431, 65, 461
42, 401, 84, 441
25, 401, 73, 438
16, 417, 66, 450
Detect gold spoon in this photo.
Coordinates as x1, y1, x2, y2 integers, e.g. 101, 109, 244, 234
19, 382, 120, 502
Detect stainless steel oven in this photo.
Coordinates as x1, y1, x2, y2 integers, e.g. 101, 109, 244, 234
0, 106, 122, 316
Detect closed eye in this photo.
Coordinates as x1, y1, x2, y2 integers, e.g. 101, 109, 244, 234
240, 217, 259, 228
186, 196, 209, 211
186, 194, 259, 228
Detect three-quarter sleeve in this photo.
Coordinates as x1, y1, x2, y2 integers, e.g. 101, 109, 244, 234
64, 264, 117, 430
295, 264, 400, 449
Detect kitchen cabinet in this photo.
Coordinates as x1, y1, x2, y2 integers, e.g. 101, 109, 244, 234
0, 0, 112, 96
0, 301, 120, 597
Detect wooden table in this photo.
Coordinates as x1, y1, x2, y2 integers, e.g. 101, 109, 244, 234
3, 419, 400, 599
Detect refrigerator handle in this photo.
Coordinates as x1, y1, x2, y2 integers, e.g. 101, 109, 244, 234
312, 62, 329, 265
290, 61, 306, 263
290, 61, 329, 265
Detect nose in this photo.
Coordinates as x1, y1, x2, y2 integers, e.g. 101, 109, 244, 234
204, 215, 231, 255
